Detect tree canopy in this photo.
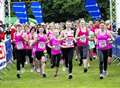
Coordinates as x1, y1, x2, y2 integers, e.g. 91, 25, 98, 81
41, 0, 110, 22
11, 0, 110, 22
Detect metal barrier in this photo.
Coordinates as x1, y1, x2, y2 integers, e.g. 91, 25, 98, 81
112, 36, 120, 64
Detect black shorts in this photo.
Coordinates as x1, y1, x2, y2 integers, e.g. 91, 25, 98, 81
108, 48, 112, 57
35, 51, 44, 60
26, 49, 33, 64
46, 46, 51, 58
16, 49, 26, 62
52, 54, 61, 67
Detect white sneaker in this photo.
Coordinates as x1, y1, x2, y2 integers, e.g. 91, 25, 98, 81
103, 71, 108, 77
88, 63, 90, 68
100, 74, 104, 79
36, 69, 40, 73
21, 68, 25, 74
25, 61, 28, 65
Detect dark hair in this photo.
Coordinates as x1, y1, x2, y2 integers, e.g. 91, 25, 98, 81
30, 27, 36, 33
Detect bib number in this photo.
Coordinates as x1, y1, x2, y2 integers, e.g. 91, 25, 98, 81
67, 39, 73, 46
80, 35, 86, 43
99, 40, 107, 48
17, 42, 24, 49
55, 45, 60, 50
38, 42, 45, 49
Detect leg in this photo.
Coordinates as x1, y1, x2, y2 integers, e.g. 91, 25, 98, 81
97, 49, 104, 79
68, 48, 74, 79
82, 46, 88, 73
103, 50, 108, 72
54, 54, 61, 77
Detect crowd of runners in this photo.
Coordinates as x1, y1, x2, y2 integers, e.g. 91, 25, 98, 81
0, 19, 114, 80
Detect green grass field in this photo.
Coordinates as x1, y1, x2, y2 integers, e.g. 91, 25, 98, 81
0, 59, 120, 88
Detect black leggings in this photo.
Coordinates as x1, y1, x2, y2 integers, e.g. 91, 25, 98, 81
52, 54, 61, 67
26, 49, 33, 64
62, 48, 74, 74
98, 49, 109, 74
16, 49, 26, 71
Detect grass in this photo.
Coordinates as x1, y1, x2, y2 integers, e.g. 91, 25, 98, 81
0, 59, 120, 88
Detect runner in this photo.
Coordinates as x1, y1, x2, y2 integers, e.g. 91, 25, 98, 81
14, 24, 26, 78
76, 19, 89, 73
61, 21, 75, 79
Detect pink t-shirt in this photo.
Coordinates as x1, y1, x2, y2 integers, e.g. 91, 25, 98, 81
14, 32, 25, 50
50, 37, 61, 55
77, 27, 88, 46
36, 34, 47, 52
23, 32, 32, 50
97, 31, 109, 50
61, 30, 74, 48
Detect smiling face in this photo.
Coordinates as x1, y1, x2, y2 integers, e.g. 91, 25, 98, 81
66, 21, 72, 29
38, 27, 44, 33
24, 25, 30, 32
80, 19, 86, 27
16, 26, 22, 32
100, 23, 105, 30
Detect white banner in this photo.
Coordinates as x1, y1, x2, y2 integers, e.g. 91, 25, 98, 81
0, 42, 6, 70
116, 0, 120, 29
0, 0, 5, 23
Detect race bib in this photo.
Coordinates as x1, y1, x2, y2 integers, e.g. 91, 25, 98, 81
89, 41, 95, 49
67, 39, 73, 46
80, 35, 86, 43
54, 45, 60, 50
17, 42, 24, 49
38, 42, 45, 49
99, 40, 107, 48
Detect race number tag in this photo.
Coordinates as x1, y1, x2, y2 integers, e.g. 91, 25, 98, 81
55, 45, 60, 50
67, 39, 73, 46
80, 35, 86, 43
38, 42, 45, 49
17, 42, 24, 49
99, 40, 107, 48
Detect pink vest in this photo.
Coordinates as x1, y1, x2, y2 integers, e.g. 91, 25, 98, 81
36, 34, 46, 52
15, 32, 25, 50
97, 31, 109, 50
23, 32, 31, 50
50, 37, 61, 55
77, 28, 88, 46
62, 31, 74, 48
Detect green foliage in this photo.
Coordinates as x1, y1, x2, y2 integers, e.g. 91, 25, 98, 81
41, 0, 110, 22
42, 0, 90, 22
11, 0, 110, 22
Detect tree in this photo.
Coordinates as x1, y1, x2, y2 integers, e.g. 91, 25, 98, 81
97, 0, 110, 20
11, 0, 110, 22
42, 0, 90, 22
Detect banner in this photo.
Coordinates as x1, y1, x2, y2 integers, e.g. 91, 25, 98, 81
116, 0, 120, 29
0, 0, 5, 23
85, 0, 101, 20
0, 42, 6, 70
5, 38, 13, 62
12, 2, 28, 24
31, 2, 44, 24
